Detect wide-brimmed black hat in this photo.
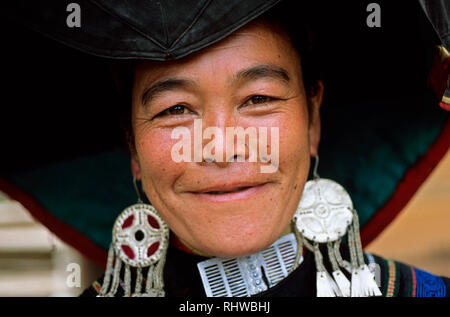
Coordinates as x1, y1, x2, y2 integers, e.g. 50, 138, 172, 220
0, 0, 449, 268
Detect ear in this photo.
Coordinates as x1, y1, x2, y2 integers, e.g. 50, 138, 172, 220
308, 80, 324, 157
131, 153, 142, 180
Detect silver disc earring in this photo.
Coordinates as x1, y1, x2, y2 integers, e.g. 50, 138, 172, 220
293, 156, 381, 297
98, 177, 169, 297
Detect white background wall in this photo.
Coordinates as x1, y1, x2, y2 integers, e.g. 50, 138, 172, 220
0, 195, 103, 296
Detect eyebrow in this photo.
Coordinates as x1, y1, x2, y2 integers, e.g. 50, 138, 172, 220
140, 64, 290, 105
141, 78, 196, 105
233, 64, 290, 85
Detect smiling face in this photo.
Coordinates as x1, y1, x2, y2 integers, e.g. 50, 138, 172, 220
130, 19, 323, 257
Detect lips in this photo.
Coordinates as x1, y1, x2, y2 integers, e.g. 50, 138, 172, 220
187, 182, 269, 202
193, 182, 265, 194
205, 186, 252, 195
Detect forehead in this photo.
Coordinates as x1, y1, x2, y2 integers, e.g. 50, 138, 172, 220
133, 20, 301, 87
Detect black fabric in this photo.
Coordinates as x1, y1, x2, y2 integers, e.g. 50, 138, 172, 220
163, 246, 209, 297
3, 0, 281, 60
419, 0, 450, 50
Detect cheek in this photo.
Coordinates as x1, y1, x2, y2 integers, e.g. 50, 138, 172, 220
265, 104, 311, 171
135, 129, 184, 188
278, 115, 310, 166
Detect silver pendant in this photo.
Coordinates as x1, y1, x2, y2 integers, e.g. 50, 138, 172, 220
197, 233, 301, 297
294, 178, 353, 243
112, 203, 169, 267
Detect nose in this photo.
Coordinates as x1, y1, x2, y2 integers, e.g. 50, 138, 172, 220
197, 107, 252, 167
202, 143, 249, 166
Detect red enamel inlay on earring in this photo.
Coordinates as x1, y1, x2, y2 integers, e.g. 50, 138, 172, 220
147, 215, 160, 229
122, 215, 134, 229
147, 241, 160, 257
121, 244, 135, 259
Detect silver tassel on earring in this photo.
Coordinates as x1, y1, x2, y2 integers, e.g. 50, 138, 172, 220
327, 241, 351, 297
293, 156, 381, 297
98, 177, 169, 297
348, 209, 382, 297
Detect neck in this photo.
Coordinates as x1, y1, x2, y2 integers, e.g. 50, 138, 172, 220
170, 234, 211, 257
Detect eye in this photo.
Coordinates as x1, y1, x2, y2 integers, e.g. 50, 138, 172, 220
156, 104, 192, 117
245, 95, 273, 105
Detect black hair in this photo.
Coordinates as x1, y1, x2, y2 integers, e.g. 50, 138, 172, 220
261, 2, 321, 100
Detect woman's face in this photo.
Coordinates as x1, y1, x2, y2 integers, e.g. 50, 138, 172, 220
131, 20, 323, 257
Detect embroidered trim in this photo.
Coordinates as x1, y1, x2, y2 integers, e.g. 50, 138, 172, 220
93, 281, 102, 294
410, 266, 417, 297
413, 268, 446, 297
386, 260, 397, 297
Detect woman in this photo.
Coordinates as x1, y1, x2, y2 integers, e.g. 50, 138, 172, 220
1, 1, 449, 297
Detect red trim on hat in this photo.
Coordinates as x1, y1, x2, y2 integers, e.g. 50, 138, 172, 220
440, 101, 450, 111
0, 178, 108, 268
361, 117, 450, 247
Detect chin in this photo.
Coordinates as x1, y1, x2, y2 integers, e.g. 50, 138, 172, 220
178, 205, 291, 258
198, 229, 280, 258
